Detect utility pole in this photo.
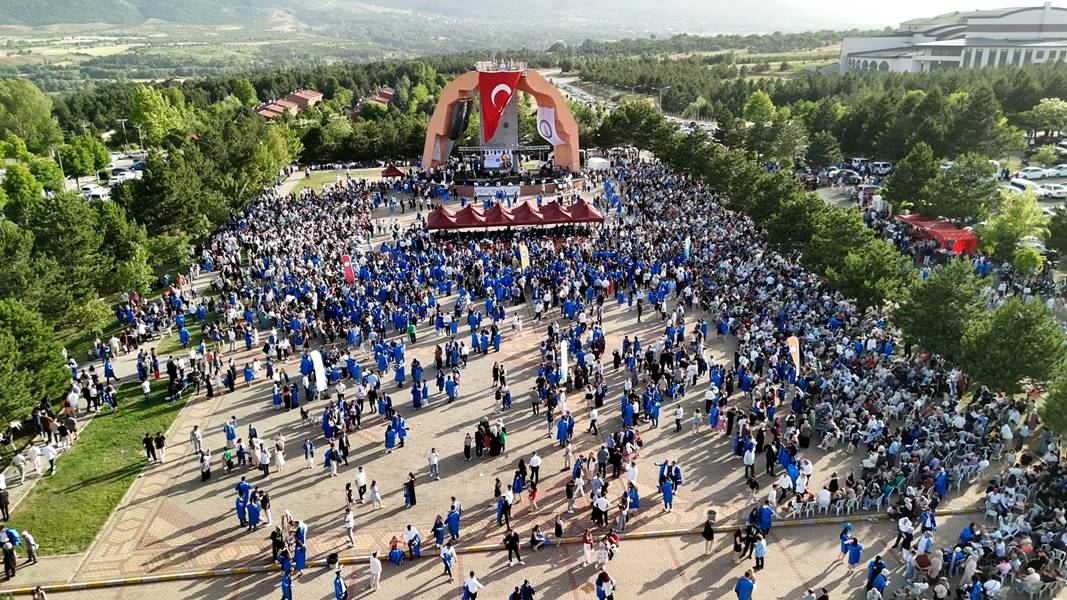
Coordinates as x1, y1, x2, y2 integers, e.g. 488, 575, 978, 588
657, 85, 671, 113
50, 146, 67, 191
117, 118, 129, 155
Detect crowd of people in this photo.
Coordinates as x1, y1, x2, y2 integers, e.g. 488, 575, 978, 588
19, 151, 1060, 599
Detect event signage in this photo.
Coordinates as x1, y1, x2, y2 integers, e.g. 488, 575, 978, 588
478, 70, 522, 142
340, 254, 354, 284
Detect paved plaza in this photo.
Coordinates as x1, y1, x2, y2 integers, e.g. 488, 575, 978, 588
0, 181, 988, 598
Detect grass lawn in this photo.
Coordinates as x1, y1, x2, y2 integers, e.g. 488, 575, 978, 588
9, 383, 187, 555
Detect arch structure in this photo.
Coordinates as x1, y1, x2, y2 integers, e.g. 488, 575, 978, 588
421, 70, 580, 172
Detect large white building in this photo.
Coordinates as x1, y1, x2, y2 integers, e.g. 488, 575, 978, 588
840, 3, 1067, 74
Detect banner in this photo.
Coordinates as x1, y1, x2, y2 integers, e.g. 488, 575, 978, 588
310, 350, 328, 392
560, 341, 569, 383
518, 242, 530, 269
341, 254, 354, 284
478, 70, 522, 142
474, 184, 521, 198
786, 336, 801, 370
536, 106, 566, 146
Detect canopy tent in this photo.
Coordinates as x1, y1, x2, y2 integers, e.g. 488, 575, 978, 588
587, 157, 610, 171
483, 203, 516, 227
426, 200, 604, 230
929, 228, 978, 254
566, 200, 606, 223
381, 165, 406, 178
894, 214, 939, 228
537, 201, 572, 224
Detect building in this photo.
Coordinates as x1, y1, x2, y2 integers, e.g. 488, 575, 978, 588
840, 2, 1067, 73
254, 89, 324, 119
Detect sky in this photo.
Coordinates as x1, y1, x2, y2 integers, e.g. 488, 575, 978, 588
371, 1, 1064, 32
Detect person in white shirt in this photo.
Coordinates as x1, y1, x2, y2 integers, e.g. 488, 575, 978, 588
588, 409, 599, 436
427, 448, 440, 480
344, 508, 355, 547
627, 461, 638, 485
367, 551, 382, 591
356, 467, 367, 504
42, 443, 58, 475
816, 486, 832, 509
189, 426, 203, 455
529, 452, 542, 484
440, 541, 457, 581
893, 516, 914, 550
464, 571, 485, 599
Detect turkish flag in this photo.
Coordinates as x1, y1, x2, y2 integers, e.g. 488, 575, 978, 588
478, 70, 522, 142
341, 255, 354, 284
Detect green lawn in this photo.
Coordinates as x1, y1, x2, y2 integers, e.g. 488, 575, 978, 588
9, 383, 188, 555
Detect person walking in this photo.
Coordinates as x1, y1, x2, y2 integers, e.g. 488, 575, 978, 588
154, 432, 166, 463
344, 507, 355, 547
701, 514, 716, 554
142, 433, 157, 463
464, 571, 485, 600
0, 490, 9, 522
753, 534, 766, 570
503, 527, 524, 566
367, 551, 382, 591
440, 540, 456, 582
734, 570, 756, 600
189, 425, 203, 455
529, 452, 541, 484
427, 448, 440, 480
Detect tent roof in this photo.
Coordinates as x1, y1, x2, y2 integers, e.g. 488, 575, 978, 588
510, 202, 543, 223
894, 213, 938, 226
453, 204, 486, 227
483, 203, 516, 227
537, 201, 572, 224
426, 207, 460, 229
381, 165, 405, 178
567, 200, 605, 223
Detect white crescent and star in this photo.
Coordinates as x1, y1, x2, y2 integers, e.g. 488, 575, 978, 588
490, 83, 512, 108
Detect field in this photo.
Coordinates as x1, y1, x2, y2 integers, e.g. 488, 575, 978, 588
10, 383, 188, 555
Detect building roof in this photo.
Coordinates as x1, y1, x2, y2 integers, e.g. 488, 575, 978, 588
914, 36, 1067, 47
849, 46, 920, 59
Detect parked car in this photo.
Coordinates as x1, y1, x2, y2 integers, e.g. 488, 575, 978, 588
1046, 164, 1067, 177
108, 171, 137, 186
850, 184, 881, 200
126, 149, 148, 160
1017, 166, 1051, 179
871, 161, 893, 175
129, 161, 145, 171
1039, 183, 1067, 199
827, 168, 861, 184
1008, 178, 1050, 198
80, 184, 110, 201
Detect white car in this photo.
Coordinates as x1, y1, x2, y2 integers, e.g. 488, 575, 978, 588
1047, 164, 1067, 177
1017, 166, 1051, 179
1039, 183, 1067, 199
1007, 178, 1049, 199
108, 170, 137, 186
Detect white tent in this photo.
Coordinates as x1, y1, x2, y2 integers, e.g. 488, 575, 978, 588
587, 157, 610, 171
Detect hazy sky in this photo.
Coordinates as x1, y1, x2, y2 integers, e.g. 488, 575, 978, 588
770, 0, 1062, 28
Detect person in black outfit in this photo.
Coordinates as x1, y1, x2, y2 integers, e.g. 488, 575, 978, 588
503, 528, 523, 565
142, 433, 157, 462
2, 542, 15, 580
0, 490, 8, 521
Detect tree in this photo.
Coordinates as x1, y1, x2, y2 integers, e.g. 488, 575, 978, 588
146, 233, 193, 272
0, 329, 33, 427
1030, 97, 1067, 135
129, 85, 186, 146
893, 258, 984, 361
26, 157, 64, 192
1038, 376, 1067, 435
979, 189, 1048, 261
764, 192, 827, 252
68, 297, 112, 335
771, 113, 807, 167
803, 206, 874, 276
233, 79, 258, 107
1012, 245, 1044, 274
944, 85, 1021, 157
0, 79, 62, 154
960, 298, 1067, 395
805, 131, 842, 170
918, 153, 999, 221
2, 163, 44, 226
1048, 206, 1067, 255
884, 142, 938, 210
28, 191, 104, 307
59, 135, 109, 180
0, 221, 46, 310
1031, 145, 1058, 167
742, 90, 776, 125
827, 238, 916, 313
0, 299, 68, 405
594, 100, 672, 152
